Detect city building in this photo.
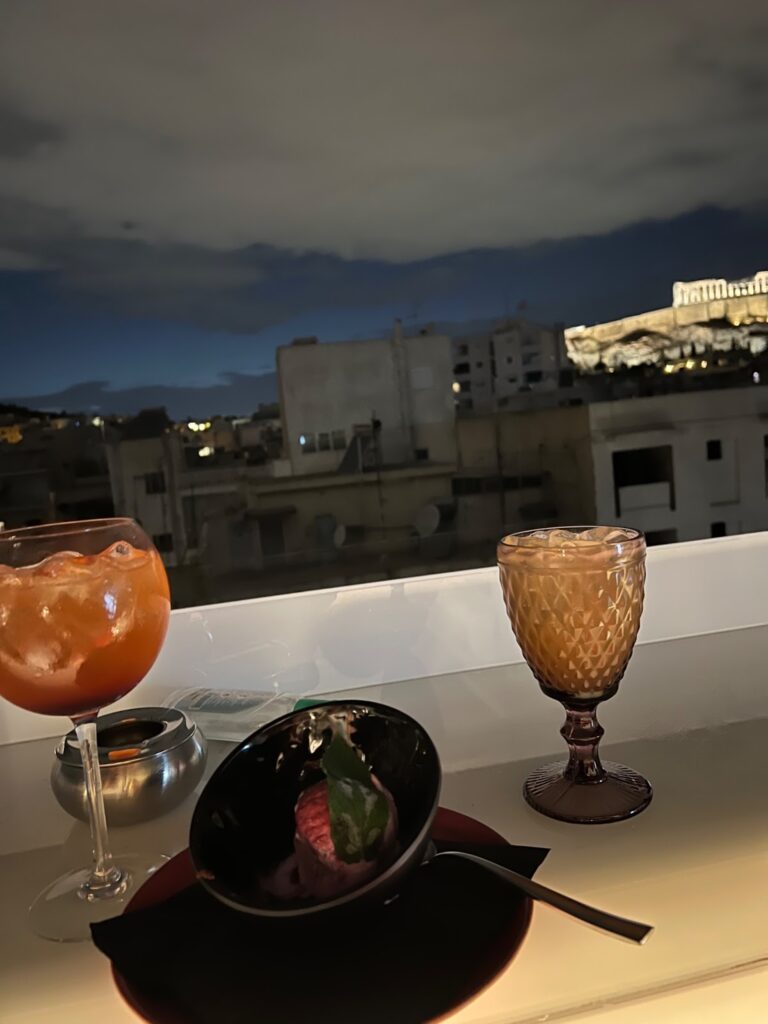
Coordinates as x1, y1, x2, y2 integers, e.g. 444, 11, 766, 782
452, 319, 571, 413
589, 386, 768, 543
277, 326, 456, 475
0, 411, 113, 528
566, 272, 768, 371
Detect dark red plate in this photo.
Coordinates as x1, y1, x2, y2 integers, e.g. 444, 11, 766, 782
111, 808, 537, 1024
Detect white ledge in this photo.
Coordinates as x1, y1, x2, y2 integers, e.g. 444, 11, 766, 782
2, 532, 768, 746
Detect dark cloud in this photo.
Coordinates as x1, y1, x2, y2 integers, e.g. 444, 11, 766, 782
0, 1, 766, 264
0, 99, 63, 159
6, 373, 277, 420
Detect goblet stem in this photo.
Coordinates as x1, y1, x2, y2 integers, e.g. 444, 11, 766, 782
73, 715, 123, 896
561, 702, 606, 784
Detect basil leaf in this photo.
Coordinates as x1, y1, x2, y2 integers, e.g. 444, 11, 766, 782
321, 731, 373, 785
321, 732, 391, 863
326, 777, 390, 864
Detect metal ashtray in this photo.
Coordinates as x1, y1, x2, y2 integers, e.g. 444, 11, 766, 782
51, 707, 207, 827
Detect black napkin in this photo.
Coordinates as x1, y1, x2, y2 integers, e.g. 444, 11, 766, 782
94, 837, 548, 1024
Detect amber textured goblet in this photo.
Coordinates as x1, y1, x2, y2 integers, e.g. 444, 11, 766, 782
498, 527, 652, 824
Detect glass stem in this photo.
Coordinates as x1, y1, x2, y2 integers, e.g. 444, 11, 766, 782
561, 703, 606, 784
73, 715, 121, 893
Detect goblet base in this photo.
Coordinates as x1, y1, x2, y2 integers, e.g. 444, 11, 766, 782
523, 760, 652, 824
29, 852, 169, 942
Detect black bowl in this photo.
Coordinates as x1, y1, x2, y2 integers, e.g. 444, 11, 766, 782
189, 700, 442, 918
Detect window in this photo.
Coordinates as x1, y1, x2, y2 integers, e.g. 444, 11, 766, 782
475, 361, 484, 369
507, 376, 518, 384
457, 343, 468, 356
144, 471, 166, 495
152, 532, 174, 553
524, 370, 543, 383
299, 432, 316, 453
710, 522, 727, 537
459, 380, 471, 393
452, 477, 483, 496
706, 439, 722, 460
612, 444, 675, 516
332, 429, 346, 450
415, 448, 429, 461
318, 432, 331, 451
521, 353, 537, 367
645, 529, 678, 546
453, 361, 470, 374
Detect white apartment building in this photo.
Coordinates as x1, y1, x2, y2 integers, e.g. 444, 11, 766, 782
277, 327, 456, 475
452, 319, 569, 413
106, 428, 254, 569
589, 386, 768, 543
453, 383, 768, 547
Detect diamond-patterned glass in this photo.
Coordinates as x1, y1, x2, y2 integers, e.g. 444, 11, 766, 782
498, 529, 646, 698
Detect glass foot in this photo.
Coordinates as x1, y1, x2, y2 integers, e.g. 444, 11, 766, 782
523, 760, 652, 824
29, 853, 169, 942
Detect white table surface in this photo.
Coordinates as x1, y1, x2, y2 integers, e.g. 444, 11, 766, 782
1, 628, 767, 1023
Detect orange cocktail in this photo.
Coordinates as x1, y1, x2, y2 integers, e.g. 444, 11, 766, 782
0, 541, 169, 717
0, 518, 171, 940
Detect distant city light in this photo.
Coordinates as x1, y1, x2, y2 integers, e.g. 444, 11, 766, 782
451, 381, 461, 394
299, 434, 307, 446
753, 371, 761, 384
188, 421, 200, 431
663, 364, 674, 374
91, 416, 103, 427
198, 446, 213, 457
700, 360, 707, 369
685, 359, 696, 370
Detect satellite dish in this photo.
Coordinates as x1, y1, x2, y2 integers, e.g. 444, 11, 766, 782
334, 524, 365, 549
413, 500, 455, 538
413, 504, 440, 538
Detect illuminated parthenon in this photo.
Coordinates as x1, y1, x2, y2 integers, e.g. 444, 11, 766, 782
565, 272, 768, 371
672, 270, 768, 307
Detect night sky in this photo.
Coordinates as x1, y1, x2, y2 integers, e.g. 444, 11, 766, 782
1, 1, 767, 416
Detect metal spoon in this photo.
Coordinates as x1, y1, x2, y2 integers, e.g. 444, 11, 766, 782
426, 845, 653, 944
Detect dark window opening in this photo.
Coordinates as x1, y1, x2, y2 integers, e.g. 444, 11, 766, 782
645, 529, 678, 546
706, 439, 722, 461
144, 471, 166, 495
259, 518, 285, 558
558, 369, 575, 387
524, 370, 543, 383
452, 474, 542, 496
415, 448, 429, 461
710, 521, 727, 537
153, 532, 174, 553
453, 361, 470, 374
612, 445, 675, 517
459, 380, 471, 393
332, 429, 346, 450
318, 432, 330, 451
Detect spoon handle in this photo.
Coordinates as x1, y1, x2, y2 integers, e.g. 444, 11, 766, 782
433, 851, 653, 944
